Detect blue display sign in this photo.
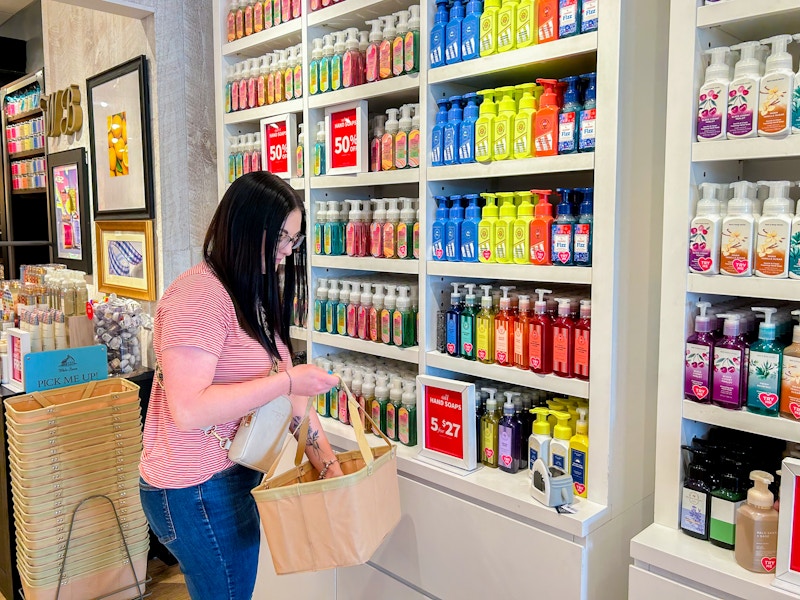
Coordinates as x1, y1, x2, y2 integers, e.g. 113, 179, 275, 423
24, 345, 108, 392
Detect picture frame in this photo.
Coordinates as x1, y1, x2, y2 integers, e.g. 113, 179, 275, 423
774, 457, 800, 594
95, 220, 156, 301
86, 55, 154, 220
324, 100, 368, 176
47, 148, 92, 273
260, 113, 297, 180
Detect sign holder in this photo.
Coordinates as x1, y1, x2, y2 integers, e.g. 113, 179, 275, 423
260, 113, 297, 180
6, 328, 31, 393
775, 457, 800, 593
325, 100, 367, 175
416, 375, 478, 473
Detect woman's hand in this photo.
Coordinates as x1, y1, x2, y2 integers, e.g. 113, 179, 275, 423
286, 364, 339, 397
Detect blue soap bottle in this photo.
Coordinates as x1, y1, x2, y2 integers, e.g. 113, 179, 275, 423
445, 0, 465, 64
445, 283, 464, 357
559, 0, 581, 39
430, 0, 449, 69
579, 72, 596, 153
458, 92, 480, 163
443, 95, 463, 166
573, 187, 593, 266
446, 195, 464, 261
551, 191, 575, 266
432, 195, 449, 261
461, 0, 483, 61
431, 98, 450, 166
558, 75, 582, 154
461, 193, 481, 262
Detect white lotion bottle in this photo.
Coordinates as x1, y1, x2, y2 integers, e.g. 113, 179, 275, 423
727, 41, 762, 140
689, 182, 723, 275
721, 181, 757, 277
755, 180, 794, 278
758, 35, 794, 139
697, 46, 731, 142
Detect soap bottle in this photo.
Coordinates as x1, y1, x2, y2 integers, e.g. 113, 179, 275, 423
499, 393, 521, 473
381, 285, 397, 344
492, 86, 516, 160
430, 0, 448, 68
558, 75, 582, 154
397, 197, 416, 259
369, 199, 385, 257
481, 390, 500, 467
681, 446, 713, 540
551, 190, 575, 265
285, 47, 297, 100
445, 283, 464, 357
747, 307, 784, 416
296, 123, 305, 177
275, 51, 286, 102
342, 28, 362, 88
494, 286, 516, 366
727, 42, 762, 139
369, 285, 384, 342
253, 0, 264, 32
578, 72, 597, 152
386, 379, 403, 440
240, 60, 253, 109
512, 190, 534, 263
382, 108, 399, 171
755, 180, 793, 278
405, 5, 421, 74
461, 194, 481, 262
398, 383, 417, 446
461, 0, 482, 61
294, 43, 304, 97
264, 0, 273, 29
379, 15, 396, 79
357, 283, 372, 340
530, 189, 554, 264
325, 280, 339, 334
538, 0, 558, 43
558, 0, 579, 38
393, 10, 410, 76
712, 314, 748, 409
689, 182, 722, 274
529, 288, 553, 373
478, 192, 499, 262
710, 462, 747, 550
432, 196, 449, 261
569, 407, 588, 497
431, 98, 450, 167
475, 89, 497, 162
445, 0, 465, 64
443, 96, 463, 165
497, 0, 518, 53
758, 35, 793, 138
479, 0, 501, 56
313, 121, 326, 176
573, 187, 593, 266
476, 285, 496, 363
460, 284, 478, 360
372, 377, 390, 435
345, 280, 361, 339
330, 31, 346, 92
319, 34, 334, 94
515, 0, 536, 48
573, 299, 591, 381
697, 46, 731, 141
781, 310, 800, 420
226, 65, 237, 113
549, 410, 571, 473
309, 38, 323, 95
383, 198, 400, 258
528, 407, 552, 474
514, 294, 531, 369
336, 283, 350, 338
227, 0, 237, 42
395, 104, 413, 169
366, 19, 383, 81
494, 192, 516, 263
552, 298, 575, 378
371, 115, 386, 172
685, 301, 716, 403
720, 181, 756, 277
735, 471, 779, 573
513, 83, 537, 159
338, 368, 352, 424
313, 278, 328, 332
791, 200, 800, 279
413, 205, 421, 259
235, 0, 245, 39
534, 79, 559, 156
323, 201, 341, 255
581, 0, 597, 32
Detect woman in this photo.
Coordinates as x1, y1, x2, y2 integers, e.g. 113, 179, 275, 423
139, 172, 341, 599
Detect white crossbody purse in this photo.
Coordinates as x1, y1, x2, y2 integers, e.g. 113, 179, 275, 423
155, 361, 293, 474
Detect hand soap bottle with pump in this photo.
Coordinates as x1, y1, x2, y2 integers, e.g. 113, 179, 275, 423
445, 283, 464, 357
461, 0, 482, 61
685, 301, 716, 403
371, 115, 386, 172
494, 286, 516, 366
479, 0, 500, 56
392, 10, 410, 76
475, 90, 497, 162
495, 192, 517, 264
734, 471, 778, 573
382, 109, 399, 171
746, 307, 784, 416
459, 92, 480, 163
431, 99, 449, 166
461, 194, 481, 262
366, 19, 383, 81
481, 388, 500, 467
573, 187, 593, 266
512, 191, 534, 263
443, 96, 463, 165
432, 196, 448, 261
558, 75, 582, 154
313, 121, 326, 176
497, 0, 518, 53
549, 410, 571, 474
754, 180, 793, 278
476, 285, 495, 363
689, 183, 723, 274
574, 299, 591, 380
552, 298, 575, 378
478, 192, 498, 262
379, 15, 397, 79
498, 393, 522, 473
460, 284, 478, 360
712, 314, 748, 409
528, 407, 552, 475
720, 181, 756, 276
727, 42, 762, 139
492, 86, 516, 160
579, 72, 597, 152
758, 35, 794, 138
781, 310, 800, 420
552, 190, 575, 265
513, 83, 538, 159
534, 79, 560, 156
569, 407, 589, 497
404, 5, 421, 74
529, 288, 553, 373
395, 104, 413, 169
697, 47, 731, 142
445, 0, 465, 64
516, 0, 536, 48
530, 189, 554, 264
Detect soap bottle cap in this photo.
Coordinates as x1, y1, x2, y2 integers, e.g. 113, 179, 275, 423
407, 5, 421, 30
499, 286, 515, 310
298, 122, 305, 145
327, 280, 340, 301
372, 284, 385, 307
450, 282, 463, 305
360, 283, 373, 306
311, 38, 324, 59
399, 104, 413, 131
752, 307, 778, 341
411, 103, 421, 129
316, 278, 329, 299
496, 86, 516, 113
555, 297, 571, 318
559, 75, 582, 106
394, 10, 410, 34
518, 294, 530, 313
516, 191, 534, 217
534, 288, 552, 314
480, 193, 499, 218
552, 411, 572, 440
359, 30, 370, 52
531, 407, 551, 435
316, 120, 326, 142
402, 383, 417, 405
465, 194, 481, 218
757, 180, 794, 215
532, 189, 553, 217
366, 19, 383, 43
464, 283, 477, 305
503, 392, 515, 415
448, 96, 464, 120
703, 46, 732, 82
761, 35, 793, 73
696, 183, 721, 216
747, 470, 775, 509
373, 114, 387, 138
498, 193, 517, 218
396, 286, 411, 311
449, 195, 464, 219
477, 89, 498, 116
480, 285, 493, 309
384, 285, 397, 310
386, 198, 400, 221
717, 313, 741, 337
535, 79, 559, 108
580, 72, 597, 102
380, 14, 397, 40
575, 408, 588, 435
515, 83, 537, 110
436, 98, 450, 123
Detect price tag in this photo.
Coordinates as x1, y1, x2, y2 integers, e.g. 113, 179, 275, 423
417, 375, 477, 472
260, 113, 296, 179
325, 100, 367, 175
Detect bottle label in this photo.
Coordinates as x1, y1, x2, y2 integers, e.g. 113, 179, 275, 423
369, 308, 379, 341
559, 0, 578, 37
720, 220, 752, 275
408, 130, 420, 167
393, 312, 403, 346
712, 347, 742, 406
688, 218, 715, 272
529, 446, 538, 471
370, 223, 383, 257
479, 15, 495, 54
398, 407, 410, 444
512, 224, 527, 261
538, 5, 556, 42
294, 66, 302, 98
517, 7, 532, 45
331, 59, 342, 91
236, 11, 244, 38
529, 322, 544, 370
558, 112, 577, 153
681, 487, 708, 536
460, 225, 476, 260
475, 121, 492, 160
383, 223, 397, 258
313, 303, 323, 331
337, 305, 346, 334
495, 322, 509, 363
239, 79, 248, 109
381, 135, 394, 171
552, 451, 566, 471
395, 131, 408, 169
309, 64, 319, 95
357, 307, 368, 339
264, 0, 273, 27
495, 226, 508, 260
392, 38, 404, 76
231, 80, 239, 112
397, 223, 409, 258
343, 52, 354, 88
579, 109, 596, 150
296, 146, 304, 177
710, 497, 744, 546
552, 224, 573, 264
320, 61, 330, 92
493, 120, 509, 157
379, 44, 392, 79
478, 224, 493, 261
727, 82, 756, 137
499, 424, 514, 468
781, 355, 800, 419
274, 73, 283, 103
476, 316, 492, 361
574, 328, 590, 376
582, 0, 598, 30
227, 13, 236, 41
281, 0, 289, 22
345, 222, 355, 256
284, 71, 293, 100
381, 311, 391, 343
366, 46, 379, 81
482, 421, 496, 464
574, 223, 591, 264
267, 73, 275, 104
329, 389, 338, 418
513, 321, 525, 366
697, 84, 726, 140
755, 219, 790, 277
570, 449, 586, 496
257, 76, 266, 107
685, 343, 711, 401
497, 10, 513, 48
346, 304, 357, 337
413, 223, 420, 259
462, 20, 479, 58
371, 400, 381, 428
748, 350, 781, 409
404, 32, 417, 72
338, 390, 349, 423
513, 117, 531, 158
326, 303, 335, 333
535, 126, 554, 154
446, 312, 459, 355
553, 326, 569, 367
791, 224, 800, 277
461, 315, 475, 357
386, 403, 396, 438
758, 74, 791, 134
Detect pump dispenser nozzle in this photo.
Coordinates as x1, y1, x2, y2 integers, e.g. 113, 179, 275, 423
747, 470, 775, 509
751, 307, 778, 340
695, 301, 713, 333
534, 288, 552, 314
760, 35, 794, 72
704, 47, 733, 82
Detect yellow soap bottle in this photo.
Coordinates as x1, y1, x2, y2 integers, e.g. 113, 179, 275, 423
493, 86, 516, 160
515, 0, 537, 48
494, 192, 517, 264
497, 0, 519, 53
478, 193, 499, 263
512, 191, 534, 264
475, 89, 498, 163
569, 407, 589, 498
513, 83, 538, 159
479, 0, 501, 57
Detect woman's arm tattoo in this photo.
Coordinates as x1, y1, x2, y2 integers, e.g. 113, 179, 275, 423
290, 416, 322, 460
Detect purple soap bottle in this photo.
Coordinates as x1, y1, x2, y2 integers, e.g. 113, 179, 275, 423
712, 314, 749, 409
685, 301, 715, 403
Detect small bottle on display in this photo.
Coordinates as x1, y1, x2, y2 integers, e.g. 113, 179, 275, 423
313, 121, 326, 176
573, 299, 591, 380
366, 19, 383, 82
552, 298, 575, 378
445, 283, 464, 357
372, 377, 390, 435
385, 379, 403, 440
494, 286, 516, 366
398, 384, 417, 446
475, 285, 495, 363
734, 471, 778, 573
405, 5, 421, 74
379, 15, 396, 79
409, 104, 421, 168
481, 390, 500, 467
711, 314, 748, 409
746, 307, 784, 416
498, 393, 521, 473
551, 189, 575, 265
381, 286, 397, 344
460, 284, 478, 360
393, 10, 410, 76
296, 123, 304, 177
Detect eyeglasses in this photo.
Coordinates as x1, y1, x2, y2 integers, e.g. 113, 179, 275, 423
278, 232, 305, 250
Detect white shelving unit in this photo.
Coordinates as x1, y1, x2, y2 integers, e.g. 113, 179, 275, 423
213, 1, 668, 598
630, 1, 800, 598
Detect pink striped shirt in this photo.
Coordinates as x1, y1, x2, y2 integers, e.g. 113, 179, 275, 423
139, 262, 290, 488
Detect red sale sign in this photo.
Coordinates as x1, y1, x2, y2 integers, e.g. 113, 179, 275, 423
329, 107, 358, 171
424, 385, 465, 460
265, 121, 288, 176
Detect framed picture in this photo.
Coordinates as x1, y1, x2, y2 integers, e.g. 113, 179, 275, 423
775, 457, 800, 594
86, 55, 154, 220
95, 220, 156, 301
47, 148, 92, 273
324, 100, 368, 175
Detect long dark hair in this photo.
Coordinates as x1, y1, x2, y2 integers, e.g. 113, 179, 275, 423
203, 171, 306, 361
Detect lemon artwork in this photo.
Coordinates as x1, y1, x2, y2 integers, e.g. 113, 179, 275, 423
107, 112, 129, 177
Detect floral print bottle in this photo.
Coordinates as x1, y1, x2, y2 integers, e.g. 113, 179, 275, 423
697, 47, 731, 142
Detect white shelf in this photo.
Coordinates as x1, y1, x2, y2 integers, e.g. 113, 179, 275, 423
312, 332, 419, 364
697, 0, 800, 42
320, 416, 609, 538
310, 169, 419, 188
683, 399, 800, 444
632, 524, 793, 600
425, 351, 590, 398
289, 326, 307, 341
221, 18, 302, 58
312, 255, 420, 274
692, 136, 800, 163
290, 177, 304, 190
308, 74, 420, 110
307, 0, 414, 28
223, 98, 303, 125
427, 153, 594, 181
687, 273, 800, 301
427, 261, 592, 285
428, 33, 598, 86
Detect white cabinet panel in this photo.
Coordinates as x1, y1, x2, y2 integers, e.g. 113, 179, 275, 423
337, 563, 428, 600
629, 566, 720, 600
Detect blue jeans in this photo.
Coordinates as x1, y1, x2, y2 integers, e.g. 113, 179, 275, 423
139, 465, 263, 600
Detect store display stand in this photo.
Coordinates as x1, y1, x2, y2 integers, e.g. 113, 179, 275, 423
213, 1, 668, 598
630, 1, 800, 599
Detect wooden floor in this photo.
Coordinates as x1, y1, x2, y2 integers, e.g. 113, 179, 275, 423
146, 558, 190, 599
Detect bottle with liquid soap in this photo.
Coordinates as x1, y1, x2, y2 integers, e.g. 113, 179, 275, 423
516, 0, 537, 48
381, 286, 397, 344
478, 192, 498, 262
495, 192, 517, 263
431, 98, 449, 166
579, 72, 597, 152
697, 46, 732, 142
549, 410, 571, 473
514, 294, 531, 369
409, 103, 421, 168
494, 286, 516, 366
528, 407, 552, 474
727, 42, 762, 139
476, 285, 496, 363
445, 283, 464, 356
492, 86, 516, 160
383, 198, 400, 258
481, 389, 500, 467
460, 193, 481, 262
475, 89, 497, 162
398, 383, 417, 446
445, 0, 465, 64
538, 0, 559, 43
395, 104, 413, 169
685, 301, 716, 403
569, 407, 588, 497
781, 310, 800, 420
574, 299, 591, 380
512, 190, 534, 263
499, 393, 522, 473
379, 15, 396, 79
397, 197, 416, 259
712, 314, 748, 409
573, 187, 593, 266
681, 446, 713, 540
479, 0, 501, 56
313, 121, 326, 176
689, 183, 723, 274
735, 471, 778, 573
405, 5, 421, 74
552, 298, 575, 378
461, 0, 482, 61
445, 195, 464, 261
460, 284, 478, 360
513, 83, 538, 159
755, 180, 793, 278
720, 181, 757, 276
534, 79, 560, 156
552, 190, 575, 265
393, 10, 410, 76
758, 35, 793, 138
382, 108, 399, 171
443, 96, 463, 165
430, 0, 448, 68
497, 0, 518, 53
529, 288, 553, 373
558, 0, 579, 38
747, 307, 784, 416
385, 380, 403, 440
558, 75, 582, 154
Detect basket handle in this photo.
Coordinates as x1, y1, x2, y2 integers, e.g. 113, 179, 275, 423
338, 377, 393, 467
259, 396, 314, 481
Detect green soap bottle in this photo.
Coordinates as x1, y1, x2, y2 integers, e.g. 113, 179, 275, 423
710, 463, 747, 550
371, 377, 390, 435
392, 286, 415, 348
460, 284, 478, 360
386, 379, 403, 440
481, 390, 500, 467
325, 281, 339, 334
398, 384, 417, 446
316, 359, 332, 417
336, 282, 350, 337
747, 307, 784, 416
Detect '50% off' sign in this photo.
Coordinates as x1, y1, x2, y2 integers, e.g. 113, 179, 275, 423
327, 104, 365, 173
265, 121, 289, 176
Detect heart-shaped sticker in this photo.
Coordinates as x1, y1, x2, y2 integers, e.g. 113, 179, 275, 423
534, 249, 546, 262
502, 455, 512, 467
692, 385, 709, 400
478, 349, 487, 360
482, 250, 492, 260
759, 392, 779, 409
574, 483, 586, 495
732, 258, 749, 274
497, 351, 507, 363
761, 557, 776, 572
531, 357, 541, 369
558, 251, 570, 264
464, 343, 474, 353
790, 402, 800, 420
698, 257, 713, 271
447, 343, 455, 354
484, 448, 494, 460
435, 249, 443, 259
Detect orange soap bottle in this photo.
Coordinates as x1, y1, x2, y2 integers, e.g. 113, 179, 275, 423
534, 79, 559, 157
494, 286, 516, 366
538, 0, 559, 43
530, 188, 554, 264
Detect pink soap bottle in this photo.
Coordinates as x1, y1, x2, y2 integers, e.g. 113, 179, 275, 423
356, 200, 370, 257
346, 285, 360, 338
365, 20, 382, 82
357, 284, 372, 340
370, 199, 386, 258
371, 116, 386, 172
552, 298, 575, 378
345, 200, 357, 256
342, 28, 362, 88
